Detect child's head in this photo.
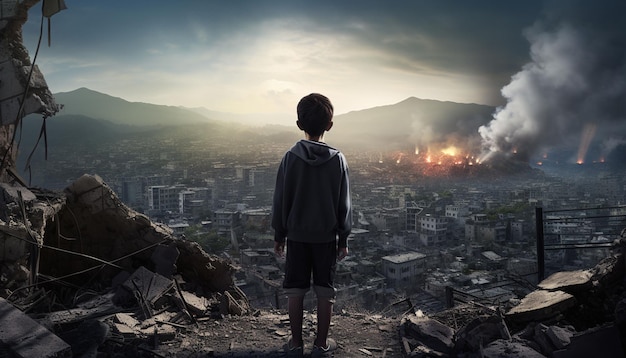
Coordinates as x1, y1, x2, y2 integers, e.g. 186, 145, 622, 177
296, 93, 334, 137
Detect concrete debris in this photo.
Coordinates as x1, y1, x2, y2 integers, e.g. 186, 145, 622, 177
398, 245, 626, 357
505, 290, 577, 322
537, 269, 593, 292
454, 313, 511, 352
400, 314, 455, 355
545, 324, 573, 350
0, 175, 251, 356
0, 0, 60, 183
117, 265, 175, 311
177, 289, 212, 316
0, 297, 71, 358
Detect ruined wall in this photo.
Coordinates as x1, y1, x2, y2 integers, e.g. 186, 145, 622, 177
39, 174, 239, 295
0, 0, 59, 182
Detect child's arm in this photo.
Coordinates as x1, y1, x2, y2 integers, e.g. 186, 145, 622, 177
272, 158, 288, 243
337, 157, 352, 249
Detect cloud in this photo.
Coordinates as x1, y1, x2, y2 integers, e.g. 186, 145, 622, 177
26, 1, 544, 114
479, 0, 626, 162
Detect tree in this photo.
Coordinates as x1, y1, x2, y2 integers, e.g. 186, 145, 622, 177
183, 225, 230, 254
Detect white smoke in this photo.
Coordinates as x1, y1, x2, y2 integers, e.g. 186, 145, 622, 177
479, 4, 626, 163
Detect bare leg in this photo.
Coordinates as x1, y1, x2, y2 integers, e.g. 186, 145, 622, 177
288, 295, 305, 347
314, 298, 333, 347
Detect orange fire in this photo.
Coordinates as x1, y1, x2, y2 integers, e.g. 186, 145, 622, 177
392, 142, 482, 177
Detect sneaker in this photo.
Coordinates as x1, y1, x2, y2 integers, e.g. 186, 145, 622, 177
284, 337, 304, 358
311, 338, 337, 358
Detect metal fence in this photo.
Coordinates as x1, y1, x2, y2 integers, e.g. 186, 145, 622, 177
535, 206, 626, 282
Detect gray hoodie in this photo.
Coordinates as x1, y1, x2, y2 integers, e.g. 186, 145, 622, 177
272, 140, 352, 247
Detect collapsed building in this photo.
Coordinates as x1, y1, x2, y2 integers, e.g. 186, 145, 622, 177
1, 2, 249, 356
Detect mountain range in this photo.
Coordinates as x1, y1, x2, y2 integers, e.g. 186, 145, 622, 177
20, 87, 496, 153
16, 88, 624, 182
18, 87, 625, 174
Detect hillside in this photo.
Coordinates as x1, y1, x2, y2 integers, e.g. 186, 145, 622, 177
331, 97, 495, 151
53, 88, 215, 126
17, 88, 500, 163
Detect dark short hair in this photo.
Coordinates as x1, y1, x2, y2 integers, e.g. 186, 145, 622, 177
297, 93, 334, 137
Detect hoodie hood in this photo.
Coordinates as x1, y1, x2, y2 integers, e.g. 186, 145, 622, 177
289, 139, 339, 166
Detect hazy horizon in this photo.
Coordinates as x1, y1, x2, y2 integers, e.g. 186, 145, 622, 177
22, 1, 626, 164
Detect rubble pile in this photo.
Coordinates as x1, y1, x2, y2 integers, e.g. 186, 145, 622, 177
399, 241, 626, 357
1, 174, 250, 356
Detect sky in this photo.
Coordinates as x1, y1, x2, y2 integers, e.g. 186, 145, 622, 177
23, 0, 546, 116
22, 1, 626, 162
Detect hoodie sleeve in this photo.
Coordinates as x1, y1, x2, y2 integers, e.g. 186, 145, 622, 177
272, 155, 288, 243
336, 154, 352, 248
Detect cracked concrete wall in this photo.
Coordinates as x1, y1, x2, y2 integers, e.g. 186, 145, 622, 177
0, 0, 60, 182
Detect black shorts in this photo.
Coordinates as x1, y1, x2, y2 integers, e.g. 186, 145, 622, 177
283, 240, 337, 295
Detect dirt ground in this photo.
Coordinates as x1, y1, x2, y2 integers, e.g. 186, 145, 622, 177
106, 309, 404, 357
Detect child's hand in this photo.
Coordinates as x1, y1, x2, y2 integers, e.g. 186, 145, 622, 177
274, 241, 285, 257
337, 247, 348, 261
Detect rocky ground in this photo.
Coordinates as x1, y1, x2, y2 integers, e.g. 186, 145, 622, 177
140, 309, 403, 357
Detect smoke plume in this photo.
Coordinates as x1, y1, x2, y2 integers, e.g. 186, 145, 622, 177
479, 2, 626, 163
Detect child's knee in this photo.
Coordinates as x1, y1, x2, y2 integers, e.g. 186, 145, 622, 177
313, 285, 336, 303
284, 287, 309, 297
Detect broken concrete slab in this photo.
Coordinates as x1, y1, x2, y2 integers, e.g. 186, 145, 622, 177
0, 297, 71, 358
178, 290, 211, 316
454, 314, 511, 352
537, 270, 593, 292
533, 323, 557, 356
142, 323, 177, 341
219, 290, 248, 316
114, 312, 140, 328
39, 295, 121, 327
546, 325, 573, 350
400, 314, 455, 355
120, 266, 174, 309
591, 253, 625, 288
0, 182, 36, 205
506, 290, 577, 322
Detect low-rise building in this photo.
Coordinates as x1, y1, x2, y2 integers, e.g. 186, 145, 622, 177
381, 251, 426, 288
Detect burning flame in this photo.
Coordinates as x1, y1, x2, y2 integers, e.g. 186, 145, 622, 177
441, 146, 458, 157
386, 141, 485, 176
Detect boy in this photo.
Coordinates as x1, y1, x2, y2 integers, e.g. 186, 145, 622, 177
272, 93, 352, 357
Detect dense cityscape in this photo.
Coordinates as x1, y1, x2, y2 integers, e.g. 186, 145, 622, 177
21, 123, 626, 314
